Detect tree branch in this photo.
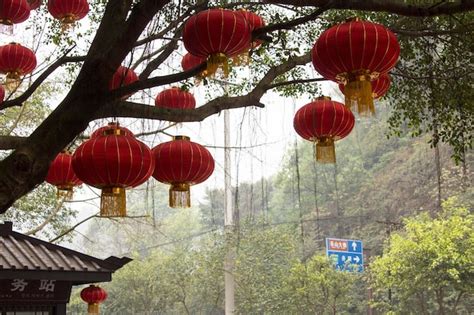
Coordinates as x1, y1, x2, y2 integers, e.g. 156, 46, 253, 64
25, 198, 65, 236
263, 0, 474, 16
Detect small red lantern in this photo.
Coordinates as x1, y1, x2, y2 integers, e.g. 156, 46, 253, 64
28, 0, 41, 10
152, 136, 214, 208
312, 18, 400, 116
72, 123, 154, 217
80, 285, 107, 315
46, 151, 82, 199
47, 0, 89, 30
0, 85, 5, 103
155, 87, 196, 110
0, 0, 30, 26
109, 66, 139, 99
181, 53, 205, 72
0, 43, 37, 91
293, 97, 355, 163
183, 9, 251, 77
339, 73, 391, 115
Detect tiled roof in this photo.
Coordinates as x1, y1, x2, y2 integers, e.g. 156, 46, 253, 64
0, 222, 131, 283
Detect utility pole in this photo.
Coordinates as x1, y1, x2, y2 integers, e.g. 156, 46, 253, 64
223, 90, 235, 314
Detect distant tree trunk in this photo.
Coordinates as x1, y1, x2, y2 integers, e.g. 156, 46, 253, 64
294, 138, 305, 255
333, 163, 343, 236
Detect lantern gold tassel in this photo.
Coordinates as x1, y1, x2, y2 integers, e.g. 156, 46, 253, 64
169, 183, 191, 208
87, 303, 99, 314
344, 79, 374, 116
100, 187, 126, 217
316, 138, 336, 163
206, 53, 230, 77
5, 71, 21, 91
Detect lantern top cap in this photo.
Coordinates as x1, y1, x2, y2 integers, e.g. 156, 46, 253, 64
173, 135, 190, 141
104, 128, 126, 136
345, 17, 361, 22
316, 96, 331, 100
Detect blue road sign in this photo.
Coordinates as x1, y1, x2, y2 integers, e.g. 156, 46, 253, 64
326, 238, 364, 272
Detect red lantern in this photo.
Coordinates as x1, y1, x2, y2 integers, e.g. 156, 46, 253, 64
181, 53, 205, 72
312, 18, 400, 116
0, 85, 5, 103
0, 0, 30, 25
155, 87, 196, 110
293, 97, 355, 163
72, 124, 154, 217
28, 0, 41, 10
0, 43, 37, 91
240, 10, 265, 48
80, 285, 107, 315
152, 136, 214, 208
109, 66, 139, 99
339, 73, 391, 105
47, 0, 89, 30
183, 9, 251, 76
46, 151, 82, 199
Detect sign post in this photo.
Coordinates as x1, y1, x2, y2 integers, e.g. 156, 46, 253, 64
326, 237, 364, 272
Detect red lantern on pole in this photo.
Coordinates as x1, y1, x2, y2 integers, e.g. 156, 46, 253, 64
72, 123, 154, 217
293, 97, 355, 163
47, 0, 89, 30
46, 151, 82, 199
80, 285, 107, 315
0, 0, 30, 26
109, 66, 139, 99
0, 43, 37, 91
152, 136, 214, 208
155, 87, 196, 110
339, 73, 391, 104
183, 9, 251, 77
312, 18, 400, 116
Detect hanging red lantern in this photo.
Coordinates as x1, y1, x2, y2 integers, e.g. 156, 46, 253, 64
28, 0, 41, 10
46, 151, 82, 199
152, 136, 214, 208
181, 53, 205, 72
293, 97, 355, 163
109, 66, 139, 99
155, 87, 196, 110
312, 18, 400, 116
339, 73, 391, 113
47, 0, 89, 30
90, 122, 135, 139
0, 43, 37, 91
240, 10, 265, 48
0, 0, 30, 26
182, 8, 251, 77
72, 123, 154, 217
0, 85, 5, 104
80, 285, 107, 315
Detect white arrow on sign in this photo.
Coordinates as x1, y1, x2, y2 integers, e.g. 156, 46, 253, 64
342, 255, 346, 261
351, 241, 357, 251
354, 256, 361, 263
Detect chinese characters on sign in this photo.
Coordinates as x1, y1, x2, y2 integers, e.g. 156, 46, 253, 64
0, 279, 70, 303
326, 237, 364, 272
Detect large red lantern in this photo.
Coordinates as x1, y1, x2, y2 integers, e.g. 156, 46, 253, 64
109, 66, 139, 99
155, 87, 196, 110
152, 136, 214, 208
72, 123, 154, 217
312, 18, 400, 116
0, 0, 30, 26
293, 97, 355, 163
183, 9, 251, 76
80, 285, 107, 315
47, 0, 89, 30
339, 73, 391, 115
46, 151, 82, 199
0, 43, 37, 91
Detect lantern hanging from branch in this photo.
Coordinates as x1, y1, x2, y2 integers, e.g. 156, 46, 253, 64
182, 8, 251, 77
46, 151, 82, 199
312, 18, 400, 116
339, 73, 391, 109
80, 285, 107, 315
109, 65, 139, 99
155, 87, 196, 110
0, 43, 37, 91
47, 0, 89, 31
72, 123, 154, 217
232, 10, 265, 66
293, 97, 355, 163
152, 136, 214, 208
181, 53, 207, 80
0, 0, 30, 29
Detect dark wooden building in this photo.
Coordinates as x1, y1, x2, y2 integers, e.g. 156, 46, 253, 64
0, 221, 131, 315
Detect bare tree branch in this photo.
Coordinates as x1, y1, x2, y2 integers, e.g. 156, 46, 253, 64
25, 198, 65, 236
